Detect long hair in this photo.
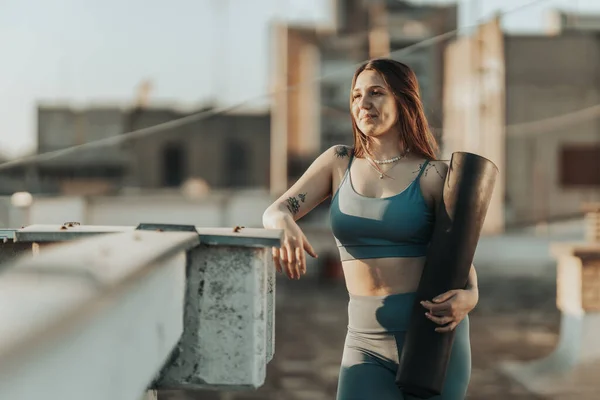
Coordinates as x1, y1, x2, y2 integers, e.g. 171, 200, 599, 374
349, 58, 438, 160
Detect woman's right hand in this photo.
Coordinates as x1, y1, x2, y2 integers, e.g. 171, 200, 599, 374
271, 217, 318, 280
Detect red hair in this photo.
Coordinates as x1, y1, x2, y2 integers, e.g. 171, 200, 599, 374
350, 58, 438, 160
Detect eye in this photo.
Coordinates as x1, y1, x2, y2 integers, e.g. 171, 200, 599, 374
352, 93, 361, 100
371, 90, 382, 96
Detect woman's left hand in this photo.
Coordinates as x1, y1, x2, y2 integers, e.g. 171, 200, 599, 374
421, 289, 478, 333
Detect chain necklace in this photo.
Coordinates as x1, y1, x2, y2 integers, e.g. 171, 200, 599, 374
365, 150, 410, 179
366, 161, 388, 179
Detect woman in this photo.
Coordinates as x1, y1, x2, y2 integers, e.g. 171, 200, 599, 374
262, 58, 478, 399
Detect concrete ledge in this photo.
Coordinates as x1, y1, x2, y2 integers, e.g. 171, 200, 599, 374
500, 241, 600, 397
500, 312, 600, 397
12, 224, 282, 249
154, 245, 273, 390
0, 231, 198, 400
0, 224, 281, 396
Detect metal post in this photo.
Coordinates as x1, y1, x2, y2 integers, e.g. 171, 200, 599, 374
140, 390, 157, 400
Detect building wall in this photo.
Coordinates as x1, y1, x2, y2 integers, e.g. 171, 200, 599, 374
320, 57, 357, 151
270, 25, 323, 187
286, 28, 322, 161
386, 2, 458, 134
128, 111, 271, 190
36, 105, 271, 193
25, 191, 273, 229
444, 20, 600, 229
504, 33, 600, 225
546, 10, 600, 35
319, 2, 457, 153
38, 106, 128, 161
442, 18, 506, 233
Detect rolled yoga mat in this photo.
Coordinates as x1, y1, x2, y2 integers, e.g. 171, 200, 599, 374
395, 152, 498, 398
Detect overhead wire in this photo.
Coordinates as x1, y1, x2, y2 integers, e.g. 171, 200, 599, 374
0, 0, 551, 172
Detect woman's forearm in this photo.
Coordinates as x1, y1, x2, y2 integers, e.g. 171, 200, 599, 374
262, 203, 294, 229
465, 264, 479, 305
465, 264, 478, 291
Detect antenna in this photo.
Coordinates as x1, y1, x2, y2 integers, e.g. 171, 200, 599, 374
135, 80, 153, 108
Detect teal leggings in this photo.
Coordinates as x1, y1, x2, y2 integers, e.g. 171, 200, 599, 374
337, 292, 471, 400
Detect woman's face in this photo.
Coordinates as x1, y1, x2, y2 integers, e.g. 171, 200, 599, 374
351, 69, 399, 138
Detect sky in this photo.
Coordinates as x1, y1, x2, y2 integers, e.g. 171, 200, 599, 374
1, 0, 600, 158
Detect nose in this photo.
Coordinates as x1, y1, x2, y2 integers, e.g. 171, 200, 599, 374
357, 95, 372, 110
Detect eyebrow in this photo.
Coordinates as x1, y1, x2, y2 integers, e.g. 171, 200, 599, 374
353, 85, 386, 92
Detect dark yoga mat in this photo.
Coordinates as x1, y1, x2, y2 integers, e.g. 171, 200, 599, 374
395, 152, 498, 398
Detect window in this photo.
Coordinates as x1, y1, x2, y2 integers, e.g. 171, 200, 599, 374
224, 140, 248, 187
162, 143, 186, 187
560, 144, 600, 187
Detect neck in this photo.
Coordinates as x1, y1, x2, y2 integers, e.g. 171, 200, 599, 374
366, 136, 407, 160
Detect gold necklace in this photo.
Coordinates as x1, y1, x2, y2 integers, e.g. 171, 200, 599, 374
366, 158, 396, 179
365, 151, 408, 179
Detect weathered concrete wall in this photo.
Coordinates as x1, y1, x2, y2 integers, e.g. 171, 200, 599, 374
442, 17, 506, 233
0, 230, 197, 400
443, 21, 600, 229
504, 33, 600, 225
0, 224, 281, 399
155, 245, 274, 389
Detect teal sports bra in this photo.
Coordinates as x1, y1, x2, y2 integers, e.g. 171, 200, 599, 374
329, 153, 434, 261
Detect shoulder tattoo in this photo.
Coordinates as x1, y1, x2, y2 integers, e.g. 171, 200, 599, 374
414, 162, 445, 180
334, 145, 353, 159
285, 192, 307, 215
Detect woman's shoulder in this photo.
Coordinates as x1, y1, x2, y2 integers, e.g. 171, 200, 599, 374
422, 159, 449, 179
418, 159, 449, 202
308, 145, 354, 174
324, 144, 355, 167
330, 144, 354, 159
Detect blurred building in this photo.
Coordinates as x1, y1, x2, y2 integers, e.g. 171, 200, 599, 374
270, 0, 457, 194
443, 17, 600, 233
7, 103, 270, 195
546, 9, 600, 34
321, 0, 457, 150
124, 105, 270, 191
35, 104, 131, 195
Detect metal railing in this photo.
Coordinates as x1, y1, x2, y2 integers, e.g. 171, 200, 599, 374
0, 223, 281, 400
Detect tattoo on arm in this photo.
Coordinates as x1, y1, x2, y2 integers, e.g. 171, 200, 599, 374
334, 145, 352, 159
426, 163, 445, 180
414, 162, 445, 180
285, 192, 307, 215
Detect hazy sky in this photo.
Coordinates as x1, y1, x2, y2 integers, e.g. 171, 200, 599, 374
1, 0, 600, 158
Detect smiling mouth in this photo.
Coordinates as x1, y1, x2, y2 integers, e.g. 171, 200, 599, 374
362, 114, 377, 120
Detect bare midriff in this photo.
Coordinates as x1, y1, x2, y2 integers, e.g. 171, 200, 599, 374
342, 256, 426, 296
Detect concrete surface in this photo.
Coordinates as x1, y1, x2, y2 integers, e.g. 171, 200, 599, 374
0, 231, 196, 400
161, 228, 597, 399
156, 246, 272, 390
